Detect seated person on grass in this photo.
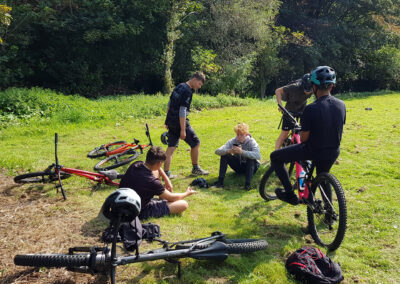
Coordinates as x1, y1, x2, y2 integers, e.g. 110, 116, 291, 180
119, 146, 197, 220
213, 123, 261, 191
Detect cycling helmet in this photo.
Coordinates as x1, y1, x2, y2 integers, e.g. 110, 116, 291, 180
301, 73, 312, 92
161, 131, 169, 145
310, 66, 336, 86
100, 188, 141, 223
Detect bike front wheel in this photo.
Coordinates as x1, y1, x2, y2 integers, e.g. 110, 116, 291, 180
259, 164, 295, 201
307, 172, 347, 251
14, 171, 71, 183
94, 150, 139, 171
87, 141, 127, 158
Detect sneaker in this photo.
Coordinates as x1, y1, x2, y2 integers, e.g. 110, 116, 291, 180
275, 188, 299, 205
191, 167, 209, 176
212, 181, 224, 188
165, 171, 178, 179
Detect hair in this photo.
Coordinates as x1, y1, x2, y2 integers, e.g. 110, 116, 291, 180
234, 123, 249, 135
191, 71, 206, 83
316, 84, 333, 91
146, 146, 166, 165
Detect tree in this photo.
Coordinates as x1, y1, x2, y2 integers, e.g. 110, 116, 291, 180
0, 4, 12, 44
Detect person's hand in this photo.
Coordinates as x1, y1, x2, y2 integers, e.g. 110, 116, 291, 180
165, 179, 173, 192
231, 145, 242, 154
185, 187, 197, 196
180, 130, 186, 140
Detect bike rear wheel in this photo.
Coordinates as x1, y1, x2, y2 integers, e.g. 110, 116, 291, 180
307, 172, 347, 251
94, 150, 139, 171
87, 141, 127, 158
14, 171, 71, 183
176, 238, 268, 254
259, 164, 295, 201
14, 253, 91, 268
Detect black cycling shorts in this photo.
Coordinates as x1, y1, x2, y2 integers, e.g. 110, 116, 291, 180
167, 122, 200, 148
282, 114, 301, 131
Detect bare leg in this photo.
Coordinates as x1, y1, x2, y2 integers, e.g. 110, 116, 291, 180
164, 146, 176, 171
167, 200, 189, 214
275, 130, 290, 150
190, 144, 200, 165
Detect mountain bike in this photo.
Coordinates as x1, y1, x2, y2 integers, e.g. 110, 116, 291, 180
14, 133, 123, 200
91, 124, 153, 171
259, 104, 347, 251
14, 231, 268, 283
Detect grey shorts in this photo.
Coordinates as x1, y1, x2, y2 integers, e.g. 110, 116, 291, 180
139, 199, 170, 220
167, 123, 200, 148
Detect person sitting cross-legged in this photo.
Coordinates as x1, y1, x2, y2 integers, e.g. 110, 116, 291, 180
119, 146, 197, 220
213, 123, 261, 191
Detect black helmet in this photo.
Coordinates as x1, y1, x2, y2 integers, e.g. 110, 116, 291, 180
310, 66, 336, 86
100, 188, 141, 223
301, 73, 312, 92
161, 131, 169, 145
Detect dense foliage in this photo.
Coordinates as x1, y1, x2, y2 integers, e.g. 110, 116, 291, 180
0, 0, 399, 97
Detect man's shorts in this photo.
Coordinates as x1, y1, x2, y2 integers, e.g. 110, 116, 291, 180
139, 199, 170, 220
282, 114, 301, 131
167, 122, 200, 148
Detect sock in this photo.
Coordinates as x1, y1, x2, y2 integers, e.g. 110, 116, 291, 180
192, 164, 199, 169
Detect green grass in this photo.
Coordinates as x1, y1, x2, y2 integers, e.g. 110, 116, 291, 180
1, 90, 399, 283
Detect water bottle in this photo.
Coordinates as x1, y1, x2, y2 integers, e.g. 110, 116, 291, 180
298, 170, 306, 191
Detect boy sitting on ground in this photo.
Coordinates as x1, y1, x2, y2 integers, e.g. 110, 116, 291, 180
213, 123, 261, 190
119, 146, 196, 220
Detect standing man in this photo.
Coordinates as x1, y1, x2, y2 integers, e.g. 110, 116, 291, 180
164, 71, 209, 178
270, 66, 346, 205
213, 123, 261, 190
275, 74, 313, 150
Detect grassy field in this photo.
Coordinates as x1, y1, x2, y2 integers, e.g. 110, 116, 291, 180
0, 90, 399, 283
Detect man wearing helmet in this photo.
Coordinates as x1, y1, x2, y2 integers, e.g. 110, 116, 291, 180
270, 66, 346, 205
119, 146, 197, 219
274, 74, 313, 150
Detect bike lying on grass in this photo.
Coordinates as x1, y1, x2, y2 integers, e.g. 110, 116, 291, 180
14, 188, 268, 283
89, 124, 153, 171
14, 133, 123, 200
259, 104, 347, 251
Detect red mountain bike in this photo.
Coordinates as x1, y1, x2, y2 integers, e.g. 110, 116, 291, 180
89, 124, 153, 171
259, 104, 347, 251
14, 133, 123, 200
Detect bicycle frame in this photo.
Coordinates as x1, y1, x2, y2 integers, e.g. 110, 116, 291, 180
278, 104, 311, 201
104, 124, 153, 157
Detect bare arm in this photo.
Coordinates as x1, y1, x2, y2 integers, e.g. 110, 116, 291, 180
158, 168, 173, 192
159, 187, 196, 202
275, 87, 284, 106
300, 131, 310, 143
179, 116, 186, 140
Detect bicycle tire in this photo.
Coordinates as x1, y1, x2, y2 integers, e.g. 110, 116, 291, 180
14, 171, 71, 183
87, 141, 127, 158
14, 253, 91, 268
94, 150, 140, 171
307, 172, 347, 251
259, 164, 295, 201
176, 239, 267, 254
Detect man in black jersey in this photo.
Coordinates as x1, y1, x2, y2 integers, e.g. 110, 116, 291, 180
164, 71, 209, 178
270, 66, 346, 205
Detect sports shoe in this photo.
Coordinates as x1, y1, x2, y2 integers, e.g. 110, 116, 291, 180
275, 188, 299, 205
165, 171, 178, 179
191, 167, 209, 176
212, 181, 224, 188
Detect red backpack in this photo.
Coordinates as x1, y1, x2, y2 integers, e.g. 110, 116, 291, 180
286, 247, 344, 283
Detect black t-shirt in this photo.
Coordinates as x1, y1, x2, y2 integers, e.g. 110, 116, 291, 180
301, 95, 346, 160
165, 83, 193, 126
282, 82, 309, 112
119, 161, 165, 207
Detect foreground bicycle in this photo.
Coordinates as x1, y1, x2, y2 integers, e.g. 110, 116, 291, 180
89, 124, 153, 171
14, 133, 123, 200
259, 104, 347, 251
14, 188, 268, 283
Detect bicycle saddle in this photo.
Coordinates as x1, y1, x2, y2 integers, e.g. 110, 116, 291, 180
99, 170, 119, 180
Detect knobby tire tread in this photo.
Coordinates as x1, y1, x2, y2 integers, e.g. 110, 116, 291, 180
87, 141, 127, 158
176, 239, 267, 254
307, 172, 347, 251
14, 171, 71, 183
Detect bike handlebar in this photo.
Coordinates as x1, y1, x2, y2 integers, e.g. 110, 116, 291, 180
278, 104, 301, 130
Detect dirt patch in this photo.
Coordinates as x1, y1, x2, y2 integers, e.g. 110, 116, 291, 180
0, 173, 101, 284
